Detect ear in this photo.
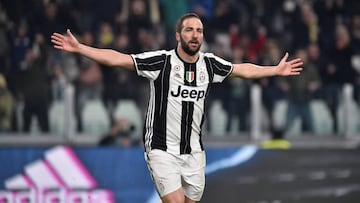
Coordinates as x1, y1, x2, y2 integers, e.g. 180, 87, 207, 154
175, 32, 180, 42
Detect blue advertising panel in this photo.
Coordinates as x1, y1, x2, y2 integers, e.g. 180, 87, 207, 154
3, 146, 358, 202
0, 145, 257, 203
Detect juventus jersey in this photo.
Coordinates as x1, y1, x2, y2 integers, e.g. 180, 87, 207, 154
131, 49, 233, 155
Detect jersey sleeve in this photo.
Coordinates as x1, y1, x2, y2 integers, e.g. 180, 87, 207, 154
131, 50, 168, 80
204, 53, 234, 83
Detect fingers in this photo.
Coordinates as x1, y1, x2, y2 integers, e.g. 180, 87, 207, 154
53, 45, 64, 50
289, 58, 302, 64
51, 32, 64, 45
67, 29, 76, 41
291, 61, 304, 68
51, 38, 61, 45
52, 33, 65, 40
51, 35, 63, 42
51, 40, 62, 47
51, 35, 62, 44
281, 52, 289, 63
290, 72, 301, 75
289, 58, 303, 69
291, 68, 303, 72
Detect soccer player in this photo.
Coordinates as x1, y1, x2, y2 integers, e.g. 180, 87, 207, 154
51, 13, 303, 203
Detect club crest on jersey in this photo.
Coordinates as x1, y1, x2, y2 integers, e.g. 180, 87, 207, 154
199, 71, 206, 82
185, 71, 195, 83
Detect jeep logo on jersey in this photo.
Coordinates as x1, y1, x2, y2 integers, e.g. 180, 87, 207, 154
170, 85, 205, 101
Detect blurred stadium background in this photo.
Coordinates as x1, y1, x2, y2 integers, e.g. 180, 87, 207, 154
0, 0, 360, 202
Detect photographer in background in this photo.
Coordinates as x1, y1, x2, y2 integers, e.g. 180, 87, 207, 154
98, 118, 137, 147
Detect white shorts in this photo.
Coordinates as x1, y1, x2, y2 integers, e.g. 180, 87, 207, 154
144, 149, 206, 201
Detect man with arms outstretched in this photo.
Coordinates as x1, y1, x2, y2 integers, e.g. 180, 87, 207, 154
51, 13, 303, 203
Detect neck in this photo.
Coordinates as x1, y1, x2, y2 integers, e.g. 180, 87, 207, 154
176, 45, 199, 63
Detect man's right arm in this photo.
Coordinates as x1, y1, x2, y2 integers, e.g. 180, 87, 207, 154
76, 44, 134, 70
51, 29, 135, 71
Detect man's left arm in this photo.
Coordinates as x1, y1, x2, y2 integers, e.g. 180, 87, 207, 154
231, 53, 303, 79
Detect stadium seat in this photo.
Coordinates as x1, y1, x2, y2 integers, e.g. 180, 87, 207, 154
49, 101, 78, 136
208, 100, 228, 135
310, 100, 334, 135
49, 101, 65, 135
81, 99, 110, 136
336, 99, 360, 135
271, 100, 288, 130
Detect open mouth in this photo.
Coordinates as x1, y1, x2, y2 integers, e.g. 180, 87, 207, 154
190, 41, 199, 46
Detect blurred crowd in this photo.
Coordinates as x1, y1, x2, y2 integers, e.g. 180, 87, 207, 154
0, 0, 359, 138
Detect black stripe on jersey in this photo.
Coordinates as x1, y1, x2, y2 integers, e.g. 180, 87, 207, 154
136, 55, 166, 71
199, 116, 204, 150
204, 56, 214, 83
151, 55, 171, 151
142, 115, 146, 147
180, 63, 197, 154
209, 57, 232, 76
180, 101, 194, 154
198, 57, 214, 151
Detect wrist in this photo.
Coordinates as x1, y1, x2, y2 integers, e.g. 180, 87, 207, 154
274, 65, 281, 76
76, 43, 85, 54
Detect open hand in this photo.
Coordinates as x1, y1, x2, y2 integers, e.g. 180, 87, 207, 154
277, 52, 303, 76
51, 29, 80, 53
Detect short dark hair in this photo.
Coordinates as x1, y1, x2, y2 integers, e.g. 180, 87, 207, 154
175, 13, 201, 33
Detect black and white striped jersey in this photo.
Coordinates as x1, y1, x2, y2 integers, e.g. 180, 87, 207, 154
131, 49, 233, 155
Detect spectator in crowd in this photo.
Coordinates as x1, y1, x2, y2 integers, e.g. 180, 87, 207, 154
258, 39, 284, 119
95, 22, 118, 107
351, 14, 360, 103
97, 22, 114, 49
210, 0, 239, 34
8, 21, 32, 97
50, 63, 68, 102
0, 2, 11, 76
307, 42, 327, 74
351, 14, 360, 53
0, 74, 13, 132
328, 24, 357, 85
291, 1, 319, 51
279, 48, 320, 134
36, 2, 73, 41
225, 45, 250, 133
159, 0, 190, 48
261, 0, 286, 38
19, 33, 50, 133
313, 0, 341, 54
116, 0, 158, 53
74, 59, 103, 132
102, 32, 131, 107
324, 24, 358, 132
245, 25, 268, 63
307, 42, 338, 131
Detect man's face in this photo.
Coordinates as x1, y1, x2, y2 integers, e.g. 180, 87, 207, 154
177, 17, 203, 56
